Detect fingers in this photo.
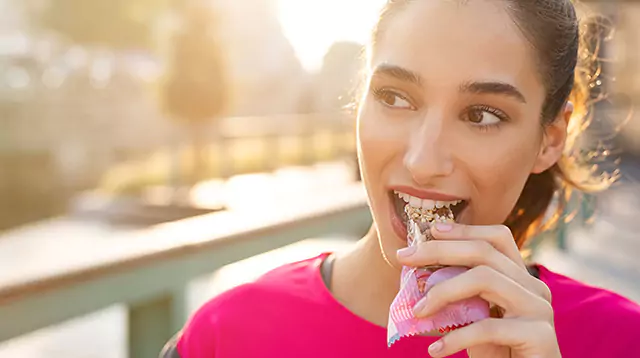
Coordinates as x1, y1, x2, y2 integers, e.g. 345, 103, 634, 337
413, 265, 554, 321
430, 223, 525, 269
427, 318, 559, 358
397, 224, 552, 303
396, 222, 559, 357
397, 240, 538, 295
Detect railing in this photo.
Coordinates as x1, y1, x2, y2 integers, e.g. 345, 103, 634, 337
0, 183, 371, 358
98, 112, 358, 199
205, 112, 357, 178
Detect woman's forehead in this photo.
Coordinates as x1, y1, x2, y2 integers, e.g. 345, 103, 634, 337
370, 0, 544, 103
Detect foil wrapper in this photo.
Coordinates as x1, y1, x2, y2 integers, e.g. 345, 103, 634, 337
387, 208, 490, 346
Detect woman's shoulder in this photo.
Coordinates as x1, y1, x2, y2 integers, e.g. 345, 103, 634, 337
537, 264, 640, 353
168, 253, 332, 357
538, 264, 640, 318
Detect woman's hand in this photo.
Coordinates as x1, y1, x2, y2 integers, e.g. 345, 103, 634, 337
396, 222, 561, 358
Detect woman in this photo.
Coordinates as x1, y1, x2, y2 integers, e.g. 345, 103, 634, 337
163, 0, 640, 357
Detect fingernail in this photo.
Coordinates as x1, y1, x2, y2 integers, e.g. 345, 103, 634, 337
413, 297, 428, 315
397, 245, 417, 257
429, 340, 444, 356
435, 223, 453, 232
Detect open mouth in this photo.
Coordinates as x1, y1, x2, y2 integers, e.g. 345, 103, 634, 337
390, 190, 469, 229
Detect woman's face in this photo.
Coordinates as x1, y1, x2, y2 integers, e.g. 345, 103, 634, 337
358, 0, 563, 263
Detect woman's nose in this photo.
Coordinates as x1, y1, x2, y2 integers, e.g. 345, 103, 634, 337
403, 117, 454, 184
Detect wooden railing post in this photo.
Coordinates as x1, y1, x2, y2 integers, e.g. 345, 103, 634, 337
128, 287, 187, 358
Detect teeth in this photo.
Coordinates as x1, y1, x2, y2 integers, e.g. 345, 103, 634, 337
443, 200, 463, 208
421, 199, 435, 210
395, 191, 410, 203
395, 191, 462, 211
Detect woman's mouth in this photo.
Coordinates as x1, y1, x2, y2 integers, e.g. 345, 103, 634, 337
388, 190, 469, 242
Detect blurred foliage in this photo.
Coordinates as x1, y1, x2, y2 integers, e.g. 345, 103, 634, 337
162, 2, 228, 185
163, 3, 227, 123
33, 0, 171, 50
316, 42, 364, 112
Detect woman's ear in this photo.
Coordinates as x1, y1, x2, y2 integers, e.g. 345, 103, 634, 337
531, 102, 573, 174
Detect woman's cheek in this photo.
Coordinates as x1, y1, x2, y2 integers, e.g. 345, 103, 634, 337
466, 143, 536, 224
358, 109, 404, 169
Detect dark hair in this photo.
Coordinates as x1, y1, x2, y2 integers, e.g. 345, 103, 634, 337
368, 0, 614, 247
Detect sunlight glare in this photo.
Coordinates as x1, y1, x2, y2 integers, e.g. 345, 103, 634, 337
277, 0, 386, 72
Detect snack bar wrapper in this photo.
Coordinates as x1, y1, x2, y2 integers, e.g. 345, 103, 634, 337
387, 207, 490, 346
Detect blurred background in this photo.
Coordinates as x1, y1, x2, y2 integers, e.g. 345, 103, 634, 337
0, 0, 638, 357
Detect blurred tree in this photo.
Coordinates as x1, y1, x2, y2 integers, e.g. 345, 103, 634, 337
316, 41, 364, 181
32, 0, 169, 50
316, 41, 364, 112
163, 1, 227, 186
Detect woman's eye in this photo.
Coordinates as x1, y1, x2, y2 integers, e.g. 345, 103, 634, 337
372, 88, 414, 110
467, 109, 500, 125
464, 106, 508, 127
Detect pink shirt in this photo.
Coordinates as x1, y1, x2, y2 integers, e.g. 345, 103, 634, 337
173, 253, 640, 357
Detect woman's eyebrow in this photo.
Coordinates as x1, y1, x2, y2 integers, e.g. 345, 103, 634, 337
371, 64, 527, 104
459, 80, 527, 103
371, 63, 423, 87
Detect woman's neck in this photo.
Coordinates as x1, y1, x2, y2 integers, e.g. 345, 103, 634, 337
330, 226, 402, 327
